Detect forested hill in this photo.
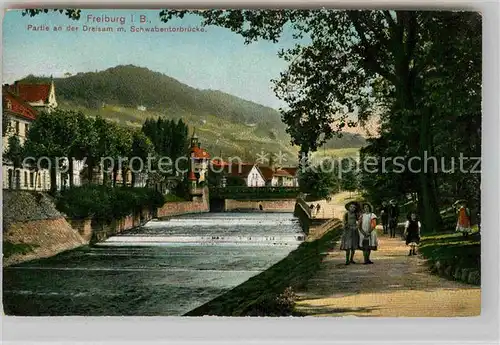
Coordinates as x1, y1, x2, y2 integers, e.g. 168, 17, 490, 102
19, 65, 366, 160
21, 64, 286, 130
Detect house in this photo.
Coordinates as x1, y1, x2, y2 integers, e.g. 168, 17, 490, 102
211, 161, 266, 187
2, 86, 50, 190
2, 80, 83, 191
258, 165, 299, 187
7, 80, 57, 113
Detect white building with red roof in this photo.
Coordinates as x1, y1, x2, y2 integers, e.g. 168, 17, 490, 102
2, 80, 62, 191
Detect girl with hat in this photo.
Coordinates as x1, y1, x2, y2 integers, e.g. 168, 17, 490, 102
359, 202, 378, 264
404, 212, 421, 256
340, 201, 360, 265
454, 200, 472, 237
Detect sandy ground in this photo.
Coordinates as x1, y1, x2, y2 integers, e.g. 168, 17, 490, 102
295, 234, 481, 317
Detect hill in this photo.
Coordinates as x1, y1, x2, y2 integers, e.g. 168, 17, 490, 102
20, 65, 366, 162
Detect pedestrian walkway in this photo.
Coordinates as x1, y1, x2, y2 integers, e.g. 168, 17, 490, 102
294, 234, 480, 317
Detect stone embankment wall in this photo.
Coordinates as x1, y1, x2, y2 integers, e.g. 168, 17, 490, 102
3, 189, 210, 266
2, 191, 86, 267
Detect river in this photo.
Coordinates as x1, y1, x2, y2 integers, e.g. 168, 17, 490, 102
2, 212, 304, 316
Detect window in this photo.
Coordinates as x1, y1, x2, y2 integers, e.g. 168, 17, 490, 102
30, 172, 34, 188
37, 173, 41, 188
14, 121, 20, 135
25, 124, 30, 134
24, 171, 28, 187
6, 100, 12, 110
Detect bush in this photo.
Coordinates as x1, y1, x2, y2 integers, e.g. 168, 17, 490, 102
56, 185, 165, 222
246, 287, 297, 316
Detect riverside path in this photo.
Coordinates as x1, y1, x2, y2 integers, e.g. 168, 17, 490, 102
294, 234, 480, 317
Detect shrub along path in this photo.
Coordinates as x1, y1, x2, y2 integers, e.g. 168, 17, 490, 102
294, 231, 480, 317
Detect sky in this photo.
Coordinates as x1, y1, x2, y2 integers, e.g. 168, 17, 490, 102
2, 9, 304, 109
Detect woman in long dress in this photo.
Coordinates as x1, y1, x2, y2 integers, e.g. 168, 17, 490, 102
359, 202, 378, 264
340, 201, 360, 265
454, 200, 472, 237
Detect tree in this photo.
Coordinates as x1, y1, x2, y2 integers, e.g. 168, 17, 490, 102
130, 130, 155, 187
298, 162, 338, 200
3, 136, 24, 189
340, 158, 359, 198
24, 110, 80, 193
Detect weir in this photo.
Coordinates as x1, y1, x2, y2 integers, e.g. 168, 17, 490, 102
3, 212, 305, 316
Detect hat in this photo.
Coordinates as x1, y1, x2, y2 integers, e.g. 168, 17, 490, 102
361, 202, 373, 213
453, 199, 467, 207
345, 200, 360, 211
390, 199, 396, 204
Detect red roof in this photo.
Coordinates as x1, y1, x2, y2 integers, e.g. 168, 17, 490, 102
2, 87, 37, 121
273, 169, 293, 177
190, 146, 210, 159
282, 167, 298, 176
221, 164, 258, 178
10, 83, 51, 103
258, 166, 275, 181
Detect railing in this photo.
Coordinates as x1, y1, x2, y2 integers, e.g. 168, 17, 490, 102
209, 186, 300, 200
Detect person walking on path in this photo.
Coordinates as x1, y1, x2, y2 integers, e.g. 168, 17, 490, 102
359, 202, 378, 264
454, 200, 472, 237
380, 201, 389, 235
388, 199, 400, 238
340, 201, 360, 265
404, 212, 421, 256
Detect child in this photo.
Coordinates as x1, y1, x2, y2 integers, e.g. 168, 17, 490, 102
358, 202, 378, 264
404, 212, 421, 256
340, 201, 360, 265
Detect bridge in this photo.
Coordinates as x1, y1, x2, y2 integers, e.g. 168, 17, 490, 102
208, 186, 301, 212
208, 186, 300, 200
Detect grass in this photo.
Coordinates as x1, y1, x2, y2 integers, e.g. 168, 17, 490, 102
312, 148, 360, 160
164, 194, 187, 202
184, 223, 343, 316
3, 241, 39, 258
418, 231, 480, 275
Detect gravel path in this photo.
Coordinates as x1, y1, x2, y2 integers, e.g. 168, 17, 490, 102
295, 234, 481, 317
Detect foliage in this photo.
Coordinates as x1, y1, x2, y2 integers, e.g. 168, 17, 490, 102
298, 161, 338, 199
142, 117, 189, 175
418, 232, 480, 285
4, 135, 24, 170
246, 287, 298, 316
55, 185, 165, 221
3, 241, 39, 258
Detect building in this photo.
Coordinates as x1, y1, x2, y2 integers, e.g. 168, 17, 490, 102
2, 85, 51, 191
189, 132, 210, 183
2, 80, 78, 191
224, 163, 267, 187
7, 80, 57, 113
258, 165, 299, 187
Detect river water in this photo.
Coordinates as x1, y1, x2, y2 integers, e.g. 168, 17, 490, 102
3, 212, 304, 316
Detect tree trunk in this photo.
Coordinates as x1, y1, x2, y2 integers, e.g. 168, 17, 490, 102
418, 108, 443, 233
112, 166, 118, 187
50, 162, 58, 194
122, 168, 128, 187
131, 172, 136, 188
87, 159, 94, 185
68, 158, 74, 189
